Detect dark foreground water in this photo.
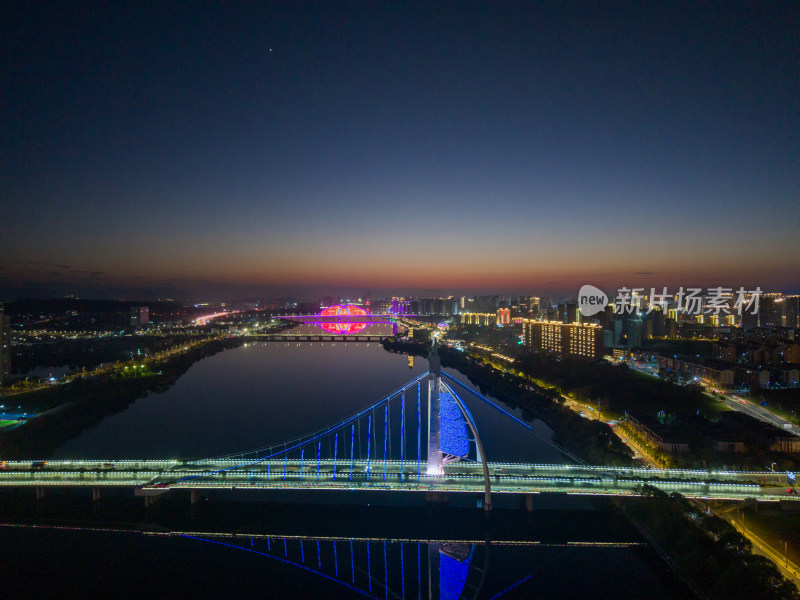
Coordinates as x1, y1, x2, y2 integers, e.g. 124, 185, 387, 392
10, 342, 685, 598
0, 525, 679, 600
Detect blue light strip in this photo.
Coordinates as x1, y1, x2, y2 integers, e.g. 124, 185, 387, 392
181, 536, 374, 600
183, 371, 431, 481
366, 413, 372, 481
317, 539, 321, 570
417, 543, 421, 600
177, 372, 434, 481
441, 373, 532, 430
438, 391, 470, 457
489, 573, 535, 599
440, 551, 470, 600
299, 448, 304, 477
333, 433, 338, 481
400, 541, 405, 600
350, 425, 355, 481
316, 442, 321, 481
333, 540, 338, 577
384, 541, 388, 600
351, 540, 355, 584
367, 541, 372, 592
443, 384, 481, 462
383, 404, 389, 482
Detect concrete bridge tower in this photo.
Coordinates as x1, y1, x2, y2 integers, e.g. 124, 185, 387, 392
427, 336, 443, 474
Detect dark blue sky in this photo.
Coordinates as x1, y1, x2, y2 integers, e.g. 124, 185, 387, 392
2, 2, 797, 300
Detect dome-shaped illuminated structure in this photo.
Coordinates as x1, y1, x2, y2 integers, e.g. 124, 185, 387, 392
317, 304, 370, 334
318, 304, 370, 318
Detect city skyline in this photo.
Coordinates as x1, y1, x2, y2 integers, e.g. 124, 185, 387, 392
2, 3, 798, 300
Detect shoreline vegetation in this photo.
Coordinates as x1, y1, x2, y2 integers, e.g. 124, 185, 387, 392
0, 337, 244, 460
619, 486, 799, 600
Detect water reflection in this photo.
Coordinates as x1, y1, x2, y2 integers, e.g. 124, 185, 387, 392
186, 536, 488, 600
0, 522, 674, 599
52, 343, 563, 464
182, 534, 657, 600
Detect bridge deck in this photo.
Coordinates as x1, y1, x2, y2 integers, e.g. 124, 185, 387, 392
1, 460, 795, 502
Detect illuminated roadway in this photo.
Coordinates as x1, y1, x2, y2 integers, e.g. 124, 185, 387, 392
621, 358, 800, 437
2, 460, 797, 502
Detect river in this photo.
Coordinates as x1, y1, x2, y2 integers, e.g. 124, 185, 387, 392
6, 340, 683, 598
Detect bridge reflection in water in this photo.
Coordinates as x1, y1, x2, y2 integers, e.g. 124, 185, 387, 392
185, 536, 486, 600
180, 534, 643, 600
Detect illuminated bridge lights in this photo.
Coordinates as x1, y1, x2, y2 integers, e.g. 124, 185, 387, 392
318, 304, 370, 318
438, 392, 470, 458
317, 304, 370, 335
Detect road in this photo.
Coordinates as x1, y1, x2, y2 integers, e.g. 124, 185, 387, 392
716, 393, 800, 437
1, 459, 795, 502
621, 359, 800, 437
695, 499, 800, 590
562, 399, 660, 468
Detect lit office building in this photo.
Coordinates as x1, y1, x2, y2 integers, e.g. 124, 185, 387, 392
130, 306, 150, 327
522, 320, 602, 359
496, 308, 510, 325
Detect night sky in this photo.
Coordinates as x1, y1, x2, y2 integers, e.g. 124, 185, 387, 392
2, 2, 798, 300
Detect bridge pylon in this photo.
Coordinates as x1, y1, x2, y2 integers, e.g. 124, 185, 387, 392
426, 338, 443, 475
427, 336, 492, 510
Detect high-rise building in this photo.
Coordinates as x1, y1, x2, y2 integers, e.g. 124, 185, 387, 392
759, 294, 784, 329
784, 296, 800, 329
130, 306, 150, 327
566, 303, 578, 323
0, 303, 10, 381
649, 308, 666, 337
625, 316, 643, 348
496, 308, 510, 326
522, 320, 602, 359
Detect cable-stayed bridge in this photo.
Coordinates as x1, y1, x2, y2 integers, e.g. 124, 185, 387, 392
0, 341, 796, 505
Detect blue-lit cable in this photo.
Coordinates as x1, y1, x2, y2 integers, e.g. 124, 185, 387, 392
333, 433, 338, 481
180, 536, 374, 600
400, 541, 405, 600
367, 541, 372, 593
384, 541, 388, 600
334, 540, 338, 577
350, 424, 355, 481
383, 404, 389, 482
366, 413, 372, 481
316, 442, 321, 481
179, 371, 432, 482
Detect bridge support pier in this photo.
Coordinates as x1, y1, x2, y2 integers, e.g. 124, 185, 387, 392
525, 494, 534, 513
144, 494, 162, 509
35, 487, 45, 501
92, 487, 101, 503
190, 489, 202, 505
